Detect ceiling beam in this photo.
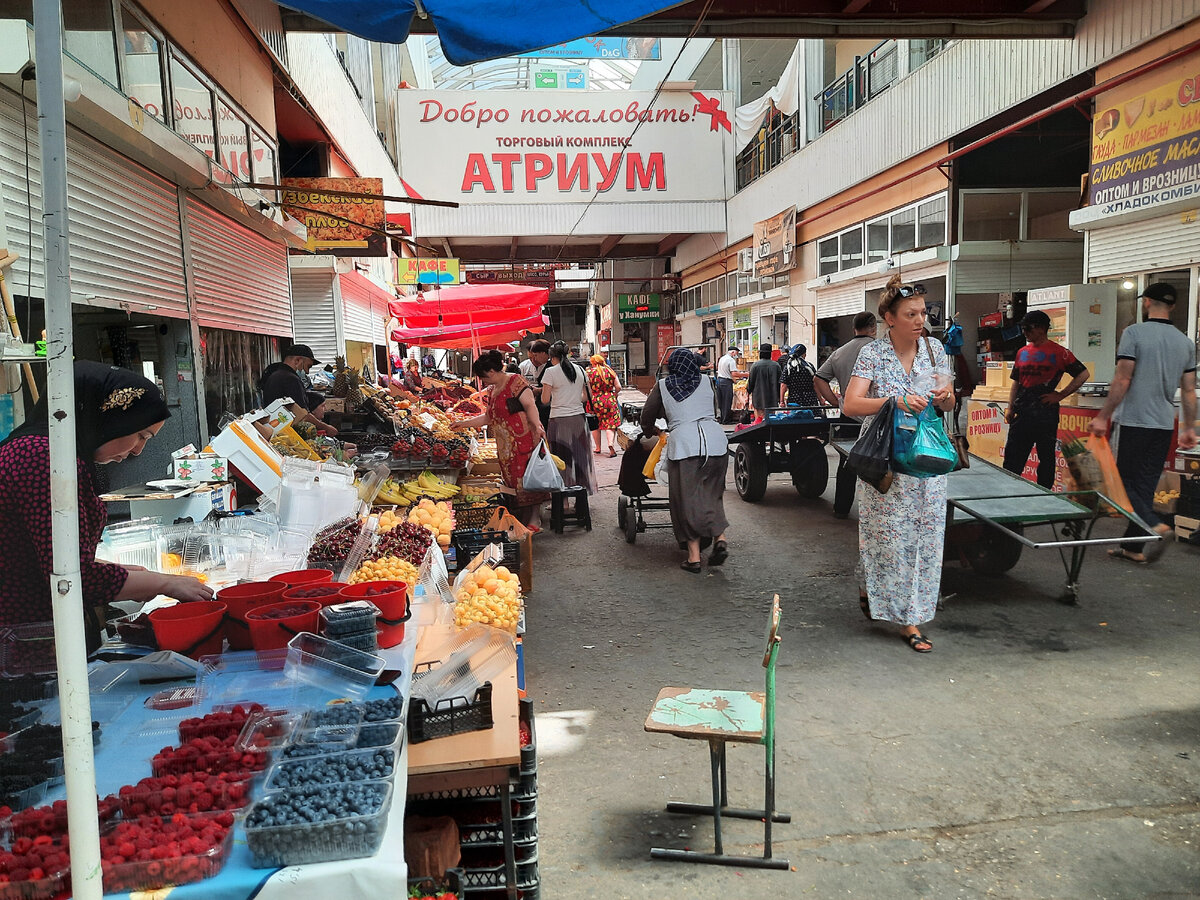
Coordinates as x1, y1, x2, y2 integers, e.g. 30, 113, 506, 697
656, 234, 688, 256
1024, 0, 1060, 11
440, 238, 454, 257
598, 235, 623, 257
509, 236, 520, 260
842, 0, 872, 12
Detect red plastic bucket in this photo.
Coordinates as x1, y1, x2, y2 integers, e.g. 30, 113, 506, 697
245, 600, 322, 652
339, 582, 410, 648
269, 568, 333, 588
218, 582, 288, 650
148, 602, 228, 659
281, 583, 348, 608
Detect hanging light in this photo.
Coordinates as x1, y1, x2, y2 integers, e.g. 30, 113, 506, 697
1121, 280, 1135, 290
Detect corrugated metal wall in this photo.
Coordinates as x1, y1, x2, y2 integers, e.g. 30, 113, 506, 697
816, 283, 868, 318
185, 198, 293, 337
1086, 214, 1200, 276
339, 272, 384, 345
955, 258, 1084, 293
291, 270, 340, 363
0, 89, 188, 315
230, 0, 288, 68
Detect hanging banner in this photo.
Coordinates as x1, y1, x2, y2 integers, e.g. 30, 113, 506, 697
466, 266, 556, 288
396, 257, 462, 285
599, 302, 613, 331
752, 206, 797, 277
281, 177, 387, 256
1088, 49, 1200, 213
618, 293, 660, 323
520, 38, 661, 60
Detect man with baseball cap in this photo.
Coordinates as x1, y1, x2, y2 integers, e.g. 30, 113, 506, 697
259, 343, 338, 435
1002, 309, 1089, 488
1090, 282, 1196, 562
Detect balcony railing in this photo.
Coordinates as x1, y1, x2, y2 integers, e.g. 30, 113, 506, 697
735, 110, 801, 192
815, 40, 899, 134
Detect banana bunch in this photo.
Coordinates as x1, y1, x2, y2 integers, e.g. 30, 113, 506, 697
414, 469, 460, 499
376, 477, 412, 506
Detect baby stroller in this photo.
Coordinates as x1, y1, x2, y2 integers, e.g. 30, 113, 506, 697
616, 430, 674, 544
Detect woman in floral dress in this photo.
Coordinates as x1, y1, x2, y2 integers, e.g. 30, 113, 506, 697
453, 350, 548, 529
586, 354, 622, 457
843, 275, 954, 653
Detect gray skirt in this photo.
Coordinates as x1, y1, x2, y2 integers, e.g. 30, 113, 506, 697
667, 453, 729, 546
547, 413, 598, 495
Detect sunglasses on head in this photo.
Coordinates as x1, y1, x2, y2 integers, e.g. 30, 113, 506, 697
896, 283, 927, 298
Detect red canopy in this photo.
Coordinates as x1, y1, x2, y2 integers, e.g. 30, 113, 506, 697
391, 310, 548, 351
389, 283, 548, 328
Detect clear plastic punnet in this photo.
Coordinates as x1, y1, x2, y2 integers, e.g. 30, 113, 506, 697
411, 623, 516, 707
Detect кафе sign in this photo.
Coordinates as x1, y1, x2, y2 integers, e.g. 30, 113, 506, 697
395, 90, 734, 204
618, 293, 661, 322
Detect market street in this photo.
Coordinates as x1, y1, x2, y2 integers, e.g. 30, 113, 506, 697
527, 451, 1200, 899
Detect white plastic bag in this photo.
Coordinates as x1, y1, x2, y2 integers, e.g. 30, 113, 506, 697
654, 448, 670, 486
523, 439, 565, 492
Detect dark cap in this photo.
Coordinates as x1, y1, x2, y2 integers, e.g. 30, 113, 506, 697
759, 343, 773, 358
1142, 282, 1178, 305
283, 343, 320, 364
1020, 310, 1051, 330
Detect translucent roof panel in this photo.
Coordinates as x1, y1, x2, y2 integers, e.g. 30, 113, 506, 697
419, 36, 643, 91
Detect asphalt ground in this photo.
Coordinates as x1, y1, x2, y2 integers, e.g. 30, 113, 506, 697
524, 447, 1200, 899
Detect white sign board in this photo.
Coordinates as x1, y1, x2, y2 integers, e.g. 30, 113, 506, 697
395, 89, 734, 205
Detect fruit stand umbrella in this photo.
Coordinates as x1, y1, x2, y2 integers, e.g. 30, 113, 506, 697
389, 283, 548, 329
274, 0, 683, 66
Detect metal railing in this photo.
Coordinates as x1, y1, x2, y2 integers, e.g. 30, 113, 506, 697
815, 40, 899, 135
735, 110, 802, 191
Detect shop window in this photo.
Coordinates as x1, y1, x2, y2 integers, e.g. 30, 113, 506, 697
917, 196, 946, 248
840, 226, 863, 270
716, 275, 727, 306
215, 99, 251, 182
726, 275, 737, 301
170, 54, 217, 160
121, 10, 166, 123
866, 216, 889, 263
1145, 270, 1192, 330
890, 207, 916, 253
818, 236, 839, 276
701, 280, 717, 307
250, 129, 276, 184
960, 191, 1021, 241
64, 0, 119, 88
1025, 190, 1079, 240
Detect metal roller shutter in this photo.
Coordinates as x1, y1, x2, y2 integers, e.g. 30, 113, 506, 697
954, 258, 1082, 294
1086, 215, 1200, 278
186, 198, 292, 337
0, 89, 187, 314
339, 272, 388, 345
291, 270, 340, 363
817, 283, 867, 318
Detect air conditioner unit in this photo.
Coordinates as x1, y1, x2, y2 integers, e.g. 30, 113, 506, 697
738, 248, 754, 273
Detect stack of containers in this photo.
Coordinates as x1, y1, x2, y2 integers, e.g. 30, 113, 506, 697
320, 601, 380, 654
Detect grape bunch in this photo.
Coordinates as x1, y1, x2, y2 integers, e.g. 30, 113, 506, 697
371, 520, 432, 565
244, 782, 390, 868
267, 748, 396, 791
306, 517, 362, 567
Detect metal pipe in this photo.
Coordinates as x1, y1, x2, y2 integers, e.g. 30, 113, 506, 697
33, 2, 103, 898
794, 37, 1200, 234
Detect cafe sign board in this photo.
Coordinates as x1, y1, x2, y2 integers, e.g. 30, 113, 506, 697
618, 293, 660, 322
396, 257, 462, 285
281, 177, 386, 256
1088, 50, 1200, 213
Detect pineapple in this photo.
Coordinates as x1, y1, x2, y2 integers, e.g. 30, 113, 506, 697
332, 355, 349, 398
347, 369, 364, 408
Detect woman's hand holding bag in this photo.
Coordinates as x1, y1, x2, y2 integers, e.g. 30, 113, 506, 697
523, 439, 565, 491
893, 403, 958, 477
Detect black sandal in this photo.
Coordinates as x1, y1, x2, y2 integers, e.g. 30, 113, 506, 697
680, 560, 702, 574
708, 540, 728, 567
905, 632, 933, 653
859, 595, 873, 620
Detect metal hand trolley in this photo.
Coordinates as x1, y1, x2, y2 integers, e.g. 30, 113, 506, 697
615, 429, 674, 544
725, 407, 839, 502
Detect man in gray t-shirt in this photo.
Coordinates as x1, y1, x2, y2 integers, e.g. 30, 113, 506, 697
1091, 282, 1197, 561
814, 311, 878, 518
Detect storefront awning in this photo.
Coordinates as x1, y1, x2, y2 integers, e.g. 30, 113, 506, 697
389, 283, 548, 328
391, 310, 548, 350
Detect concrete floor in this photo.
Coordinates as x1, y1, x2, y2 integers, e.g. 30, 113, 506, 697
524, 448, 1200, 899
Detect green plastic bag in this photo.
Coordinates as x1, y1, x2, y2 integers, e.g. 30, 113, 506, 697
893, 405, 957, 478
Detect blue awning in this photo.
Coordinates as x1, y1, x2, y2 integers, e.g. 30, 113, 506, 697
277, 0, 685, 66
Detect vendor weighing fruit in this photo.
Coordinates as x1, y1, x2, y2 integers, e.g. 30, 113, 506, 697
0, 362, 213, 649
258, 343, 338, 436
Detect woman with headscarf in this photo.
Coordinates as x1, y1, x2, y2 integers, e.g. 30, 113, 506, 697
539, 342, 598, 497
585, 354, 622, 457
640, 349, 731, 572
0, 363, 213, 647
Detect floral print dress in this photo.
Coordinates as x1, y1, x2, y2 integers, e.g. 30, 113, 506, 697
851, 334, 948, 626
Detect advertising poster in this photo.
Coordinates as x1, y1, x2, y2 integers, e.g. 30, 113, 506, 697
281, 177, 386, 256
752, 207, 797, 278
966, 401, 1100, 491
618, 293, 661, 323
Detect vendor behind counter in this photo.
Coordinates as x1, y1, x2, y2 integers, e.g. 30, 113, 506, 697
259, 344, 338, 436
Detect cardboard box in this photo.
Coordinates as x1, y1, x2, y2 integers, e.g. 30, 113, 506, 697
172, 454, 229, 483
322, 397, 346, 414
128, 482, 236, 524
1174, 514, 1199, 541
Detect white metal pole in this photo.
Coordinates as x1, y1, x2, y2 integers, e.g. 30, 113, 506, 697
33, 2, 103, 899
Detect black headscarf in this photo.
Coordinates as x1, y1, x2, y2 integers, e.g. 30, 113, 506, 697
2, 362, 170, 460
664, 348, 703, 402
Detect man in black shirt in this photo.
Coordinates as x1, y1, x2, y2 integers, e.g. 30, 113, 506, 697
259, 344, 338, 435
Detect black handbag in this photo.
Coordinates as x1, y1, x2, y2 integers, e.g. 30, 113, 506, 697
849, 397, 896, 494
586, 414, 600, 431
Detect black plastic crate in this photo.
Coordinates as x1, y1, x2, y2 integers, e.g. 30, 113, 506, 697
408, 868, 465, 899
459, 853, 539, 891
452, 531, 521, 573
407, 683, 494, 744
453, 503, 505, 531
458, 812, 538, 846
518, 698, 535, 776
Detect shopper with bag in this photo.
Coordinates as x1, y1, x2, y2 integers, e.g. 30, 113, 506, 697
452, 351, 549, 530
540, 342, 598, 499
640, 348, 730, 573
1089, 282, 1198, 564
843, 275, 955, 653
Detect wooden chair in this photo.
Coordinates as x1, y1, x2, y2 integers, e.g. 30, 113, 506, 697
644, 593, 789, 869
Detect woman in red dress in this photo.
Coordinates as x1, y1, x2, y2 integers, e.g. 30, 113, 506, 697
586, 354, 622, 456
452, 350, 549, 528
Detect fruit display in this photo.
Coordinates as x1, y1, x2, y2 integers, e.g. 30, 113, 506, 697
391, 430, 471, 468
244, 781, 392, 868
109, 772, 254, 817
409, 499, 455, 549
265, 748, 396, 792
348, 556, 420, 586
376, 477, 413, 507
453, 564, 522, 632
1, 796, 121, 841
381, 471, 461, 507
307, 517, 362, 568
178, 704, 267, 743
100, 811, 234, 893
449, 397, 484, 420
375, 508, 405, 532
270, 426, 321, 460
369, 520, 432, 565
151, 733, 269, 779
362, 696, 404, 722
1154, 488, 1180, 507
282, 585, 344, 601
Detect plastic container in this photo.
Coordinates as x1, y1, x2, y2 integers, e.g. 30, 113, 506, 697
283, 633, 385, 701
148, 602, 228, 659
269, 568, 333, 588
235, 708, 301, 753
263, 747, 397, 792
0, 865, 68, 900
112, 776, 254, 818
338, 583, 409, 648
218, 582, 288, 650
0, 623, 57, 677
100, 813, 234, 893
179, 703, 276, 743
320, 600, 380, 637
362, 696, 404, 723
194, 650, 296, 711
244, 780, 393, 868
245, 601, 322, 652
301, 704, 365, 730
280, 582, 348, 607
355, 720, 403, 752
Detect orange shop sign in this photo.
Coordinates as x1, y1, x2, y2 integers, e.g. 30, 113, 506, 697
281, 177, 387, 257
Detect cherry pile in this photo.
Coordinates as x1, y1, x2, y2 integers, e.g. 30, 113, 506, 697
151, 733, 268, 779
283, 585, 343, 600
306, 517, 362, 567
178, 704, 265, 743
371, 521, 432, 565
247, 604, 317, 620
100, 812, 234, 893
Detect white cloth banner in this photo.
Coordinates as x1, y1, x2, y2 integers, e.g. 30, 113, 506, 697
735, 41, 802, 152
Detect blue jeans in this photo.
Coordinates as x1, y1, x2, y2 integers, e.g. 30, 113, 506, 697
1115, 424, 1173, 551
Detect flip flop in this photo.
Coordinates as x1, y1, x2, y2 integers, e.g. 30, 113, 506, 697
859, 596, 873, 620
680, 560, 702, 574
608, 448, 617, 457
1107, 548, 1147, 564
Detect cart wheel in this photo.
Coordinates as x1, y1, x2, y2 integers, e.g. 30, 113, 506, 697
617, 495, 629, 530
624, 509, 638, 543
790, 439, 830, 499
735, 444, 768, 502
963, 525, 1024, 575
